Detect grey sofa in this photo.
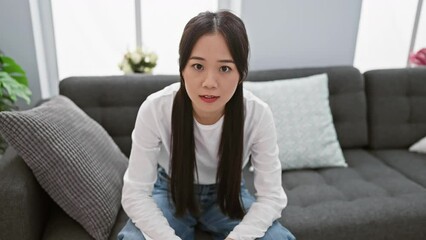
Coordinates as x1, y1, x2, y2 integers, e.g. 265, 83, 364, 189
1, 66, 426, 240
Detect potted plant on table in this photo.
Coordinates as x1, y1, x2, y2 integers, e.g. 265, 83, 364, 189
118, 47, 158, 74
0, 50, 32, 154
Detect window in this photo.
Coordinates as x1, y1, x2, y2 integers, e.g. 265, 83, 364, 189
51, 0, 218, 80
140, 0, 217, 74
354, 0, 425, 72
51, 0, 136, 80
414, 1, 426, 52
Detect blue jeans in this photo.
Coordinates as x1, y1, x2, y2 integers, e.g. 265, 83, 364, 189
118, 167, 295, 240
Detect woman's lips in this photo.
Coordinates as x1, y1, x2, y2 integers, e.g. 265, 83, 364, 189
200, 95, 219, 103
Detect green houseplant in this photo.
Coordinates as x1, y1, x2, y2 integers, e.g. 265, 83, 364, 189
0, 50, 32, 154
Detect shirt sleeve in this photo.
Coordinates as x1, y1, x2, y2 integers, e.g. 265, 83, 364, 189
227, 105, 288, 240
121, 100, 181, 240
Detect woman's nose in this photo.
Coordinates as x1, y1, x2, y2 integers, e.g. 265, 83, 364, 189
202, 70, 218, 88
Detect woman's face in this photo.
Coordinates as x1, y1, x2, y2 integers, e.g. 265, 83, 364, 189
182, 33, 240, 125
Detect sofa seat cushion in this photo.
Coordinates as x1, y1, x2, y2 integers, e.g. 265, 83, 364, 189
42, 201, 129, 240
368, 149, 426, 188
243, 149, 426, 240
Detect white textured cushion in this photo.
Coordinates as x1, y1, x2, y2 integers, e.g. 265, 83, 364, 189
244, 73, 347, 170
409, 136, 426, 154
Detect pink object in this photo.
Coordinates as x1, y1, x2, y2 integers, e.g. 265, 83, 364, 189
409, 48, 426, 66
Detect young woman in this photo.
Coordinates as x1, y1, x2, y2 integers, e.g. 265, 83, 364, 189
118, 11, 296, 240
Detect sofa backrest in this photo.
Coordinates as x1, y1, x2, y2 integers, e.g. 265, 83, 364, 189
365, 68, 426, 149
60, 75, 179, 156
246, 66, 368, 149
60, 66, 368, 156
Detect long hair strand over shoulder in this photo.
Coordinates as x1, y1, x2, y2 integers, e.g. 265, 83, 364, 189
171, 10, 249, 219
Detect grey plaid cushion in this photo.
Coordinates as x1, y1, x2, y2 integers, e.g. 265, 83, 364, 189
0, 96, 128, 240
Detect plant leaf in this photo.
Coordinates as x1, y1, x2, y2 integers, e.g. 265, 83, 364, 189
0, 72, 32, 104
0, 55, 29, 86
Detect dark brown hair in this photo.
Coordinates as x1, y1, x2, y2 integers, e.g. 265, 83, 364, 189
170, 10, 249, 219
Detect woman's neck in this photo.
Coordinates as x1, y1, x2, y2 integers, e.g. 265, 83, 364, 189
194, 111, 224, 125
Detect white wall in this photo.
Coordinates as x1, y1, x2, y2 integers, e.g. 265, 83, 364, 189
0, 0, 41, 108
241, 0, 363, 70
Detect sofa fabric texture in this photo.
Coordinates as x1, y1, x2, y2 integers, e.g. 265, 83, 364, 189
365, 68, 426, 149
368, 149, 426, 188
1, 66, 426, 240
59, 74, 180, 157
0, 147, 48, 240
0, 96, 128, 240
278, 149, 426, 239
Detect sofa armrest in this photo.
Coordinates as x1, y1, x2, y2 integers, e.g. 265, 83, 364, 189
0, 147, 49, 240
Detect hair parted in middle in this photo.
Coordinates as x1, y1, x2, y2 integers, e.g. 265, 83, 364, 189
170, 10, 250, 219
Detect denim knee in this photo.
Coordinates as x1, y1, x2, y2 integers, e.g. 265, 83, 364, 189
117, 219, 146, 240
260, 221, 296, 240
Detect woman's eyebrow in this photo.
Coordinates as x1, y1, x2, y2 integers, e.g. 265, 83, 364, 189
189, 56, 205, 61
189, 56, 234, 63
218, 59, 234, 63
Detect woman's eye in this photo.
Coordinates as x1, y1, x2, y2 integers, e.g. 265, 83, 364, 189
220, 66, 231, 72
192, 64, 204, 71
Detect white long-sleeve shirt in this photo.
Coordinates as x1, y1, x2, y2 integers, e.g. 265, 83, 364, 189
122, 83, 287, 240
